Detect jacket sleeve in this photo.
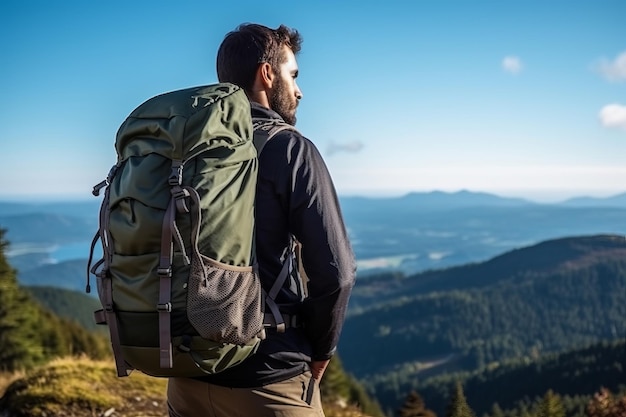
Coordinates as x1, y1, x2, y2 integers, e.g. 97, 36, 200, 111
262, 131, 357, 360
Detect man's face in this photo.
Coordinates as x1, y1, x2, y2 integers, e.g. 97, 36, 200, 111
268, 46, 302, 126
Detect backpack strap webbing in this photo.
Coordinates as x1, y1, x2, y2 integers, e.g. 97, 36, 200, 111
89, 167, 133, 377
253, 120, 303, 333
263, 249, 293, 333
157, 198, 175, 369
157, 162, 203, 369
252, 119, 294, 155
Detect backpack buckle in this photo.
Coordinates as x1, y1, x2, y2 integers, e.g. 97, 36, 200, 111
169, 163, 183, 186
157, 302, 172, 312
157, 267, 172, 277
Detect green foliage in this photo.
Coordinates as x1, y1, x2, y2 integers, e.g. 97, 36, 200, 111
374, 339, 626, 417
446, 381, 475, 417
0, 229, 47, 370
26, 286, 104, 333
321, 355, 385, 417
476, 388, 626, 417
348, 376, 386, 417
322, 355, 353, 401
537, 390, 564, 417
0, 229, 110, 372
0, 356, 168, 417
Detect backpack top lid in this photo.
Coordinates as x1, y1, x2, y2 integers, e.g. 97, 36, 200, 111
106, 82, 258, 265
115, 83, 253, 163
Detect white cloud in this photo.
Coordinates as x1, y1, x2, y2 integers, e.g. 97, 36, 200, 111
327, 141, 364, 156
595, 51, 626, 82
502, 56, 523, 74
599, 103, 626, 130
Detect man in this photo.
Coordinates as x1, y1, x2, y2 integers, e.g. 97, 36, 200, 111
167, 24, 356, 417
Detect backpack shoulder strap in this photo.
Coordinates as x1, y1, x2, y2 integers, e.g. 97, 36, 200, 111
253, 119, 303, 333
252, 118, 295, 154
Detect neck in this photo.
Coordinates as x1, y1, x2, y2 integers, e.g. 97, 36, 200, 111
247, 87, 270, 109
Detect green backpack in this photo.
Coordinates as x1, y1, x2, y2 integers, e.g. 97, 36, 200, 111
87, 83, 291, 377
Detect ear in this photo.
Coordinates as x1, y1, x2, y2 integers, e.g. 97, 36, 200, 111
258, 62, 275, 89
249, 62, 275, 108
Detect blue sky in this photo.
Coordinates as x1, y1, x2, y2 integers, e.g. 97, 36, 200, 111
1, 0, 625, 202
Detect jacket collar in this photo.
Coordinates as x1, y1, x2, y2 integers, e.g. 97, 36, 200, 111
250, 101, 285, 122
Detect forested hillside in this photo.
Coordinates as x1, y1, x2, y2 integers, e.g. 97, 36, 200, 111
26, 286, 104, 332
348, 235, 626, 309
339, 235, 626, 414
371, 339, 626, 417
0, 229, 109, 371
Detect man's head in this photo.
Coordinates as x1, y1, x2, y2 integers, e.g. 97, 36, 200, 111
217, 23, 303, 125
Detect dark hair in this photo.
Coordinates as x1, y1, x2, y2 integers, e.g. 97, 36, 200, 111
216, 23, 302, 93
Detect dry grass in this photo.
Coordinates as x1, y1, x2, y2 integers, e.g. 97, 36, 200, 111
0, 369, 25, 399
0, 356, 167, 417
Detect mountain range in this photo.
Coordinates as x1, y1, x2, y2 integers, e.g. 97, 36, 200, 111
3, 190, 625, 283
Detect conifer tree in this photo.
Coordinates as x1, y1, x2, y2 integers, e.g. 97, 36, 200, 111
586, 388, 626, 417
320, 355, 385, 417
0, 228, 46, 370
398, 390, 436, 417
321, 355, 352, 402
537, 390, 565, 417
445, 381, 475, 417
490, 403, 505, 417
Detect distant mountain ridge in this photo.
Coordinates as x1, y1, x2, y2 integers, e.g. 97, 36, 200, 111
561, 192, 626, 207
2, 189, 625, 215
340, 190, 534, 213
0, 200, 102, 217
339, 189, 626, 210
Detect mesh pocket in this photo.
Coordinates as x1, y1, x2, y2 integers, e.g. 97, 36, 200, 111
187, 255, 264, 345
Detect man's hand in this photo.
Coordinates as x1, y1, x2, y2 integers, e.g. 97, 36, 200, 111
310, 359, 330, 381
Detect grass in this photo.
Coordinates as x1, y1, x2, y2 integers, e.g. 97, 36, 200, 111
0, 356, 167, 417
0, 369, 25, 398
0, 356, 374, 417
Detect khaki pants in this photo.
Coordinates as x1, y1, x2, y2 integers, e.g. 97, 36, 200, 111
167, 372, 325, 417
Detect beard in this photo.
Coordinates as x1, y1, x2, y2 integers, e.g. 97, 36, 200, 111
269, 76, 298, 126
